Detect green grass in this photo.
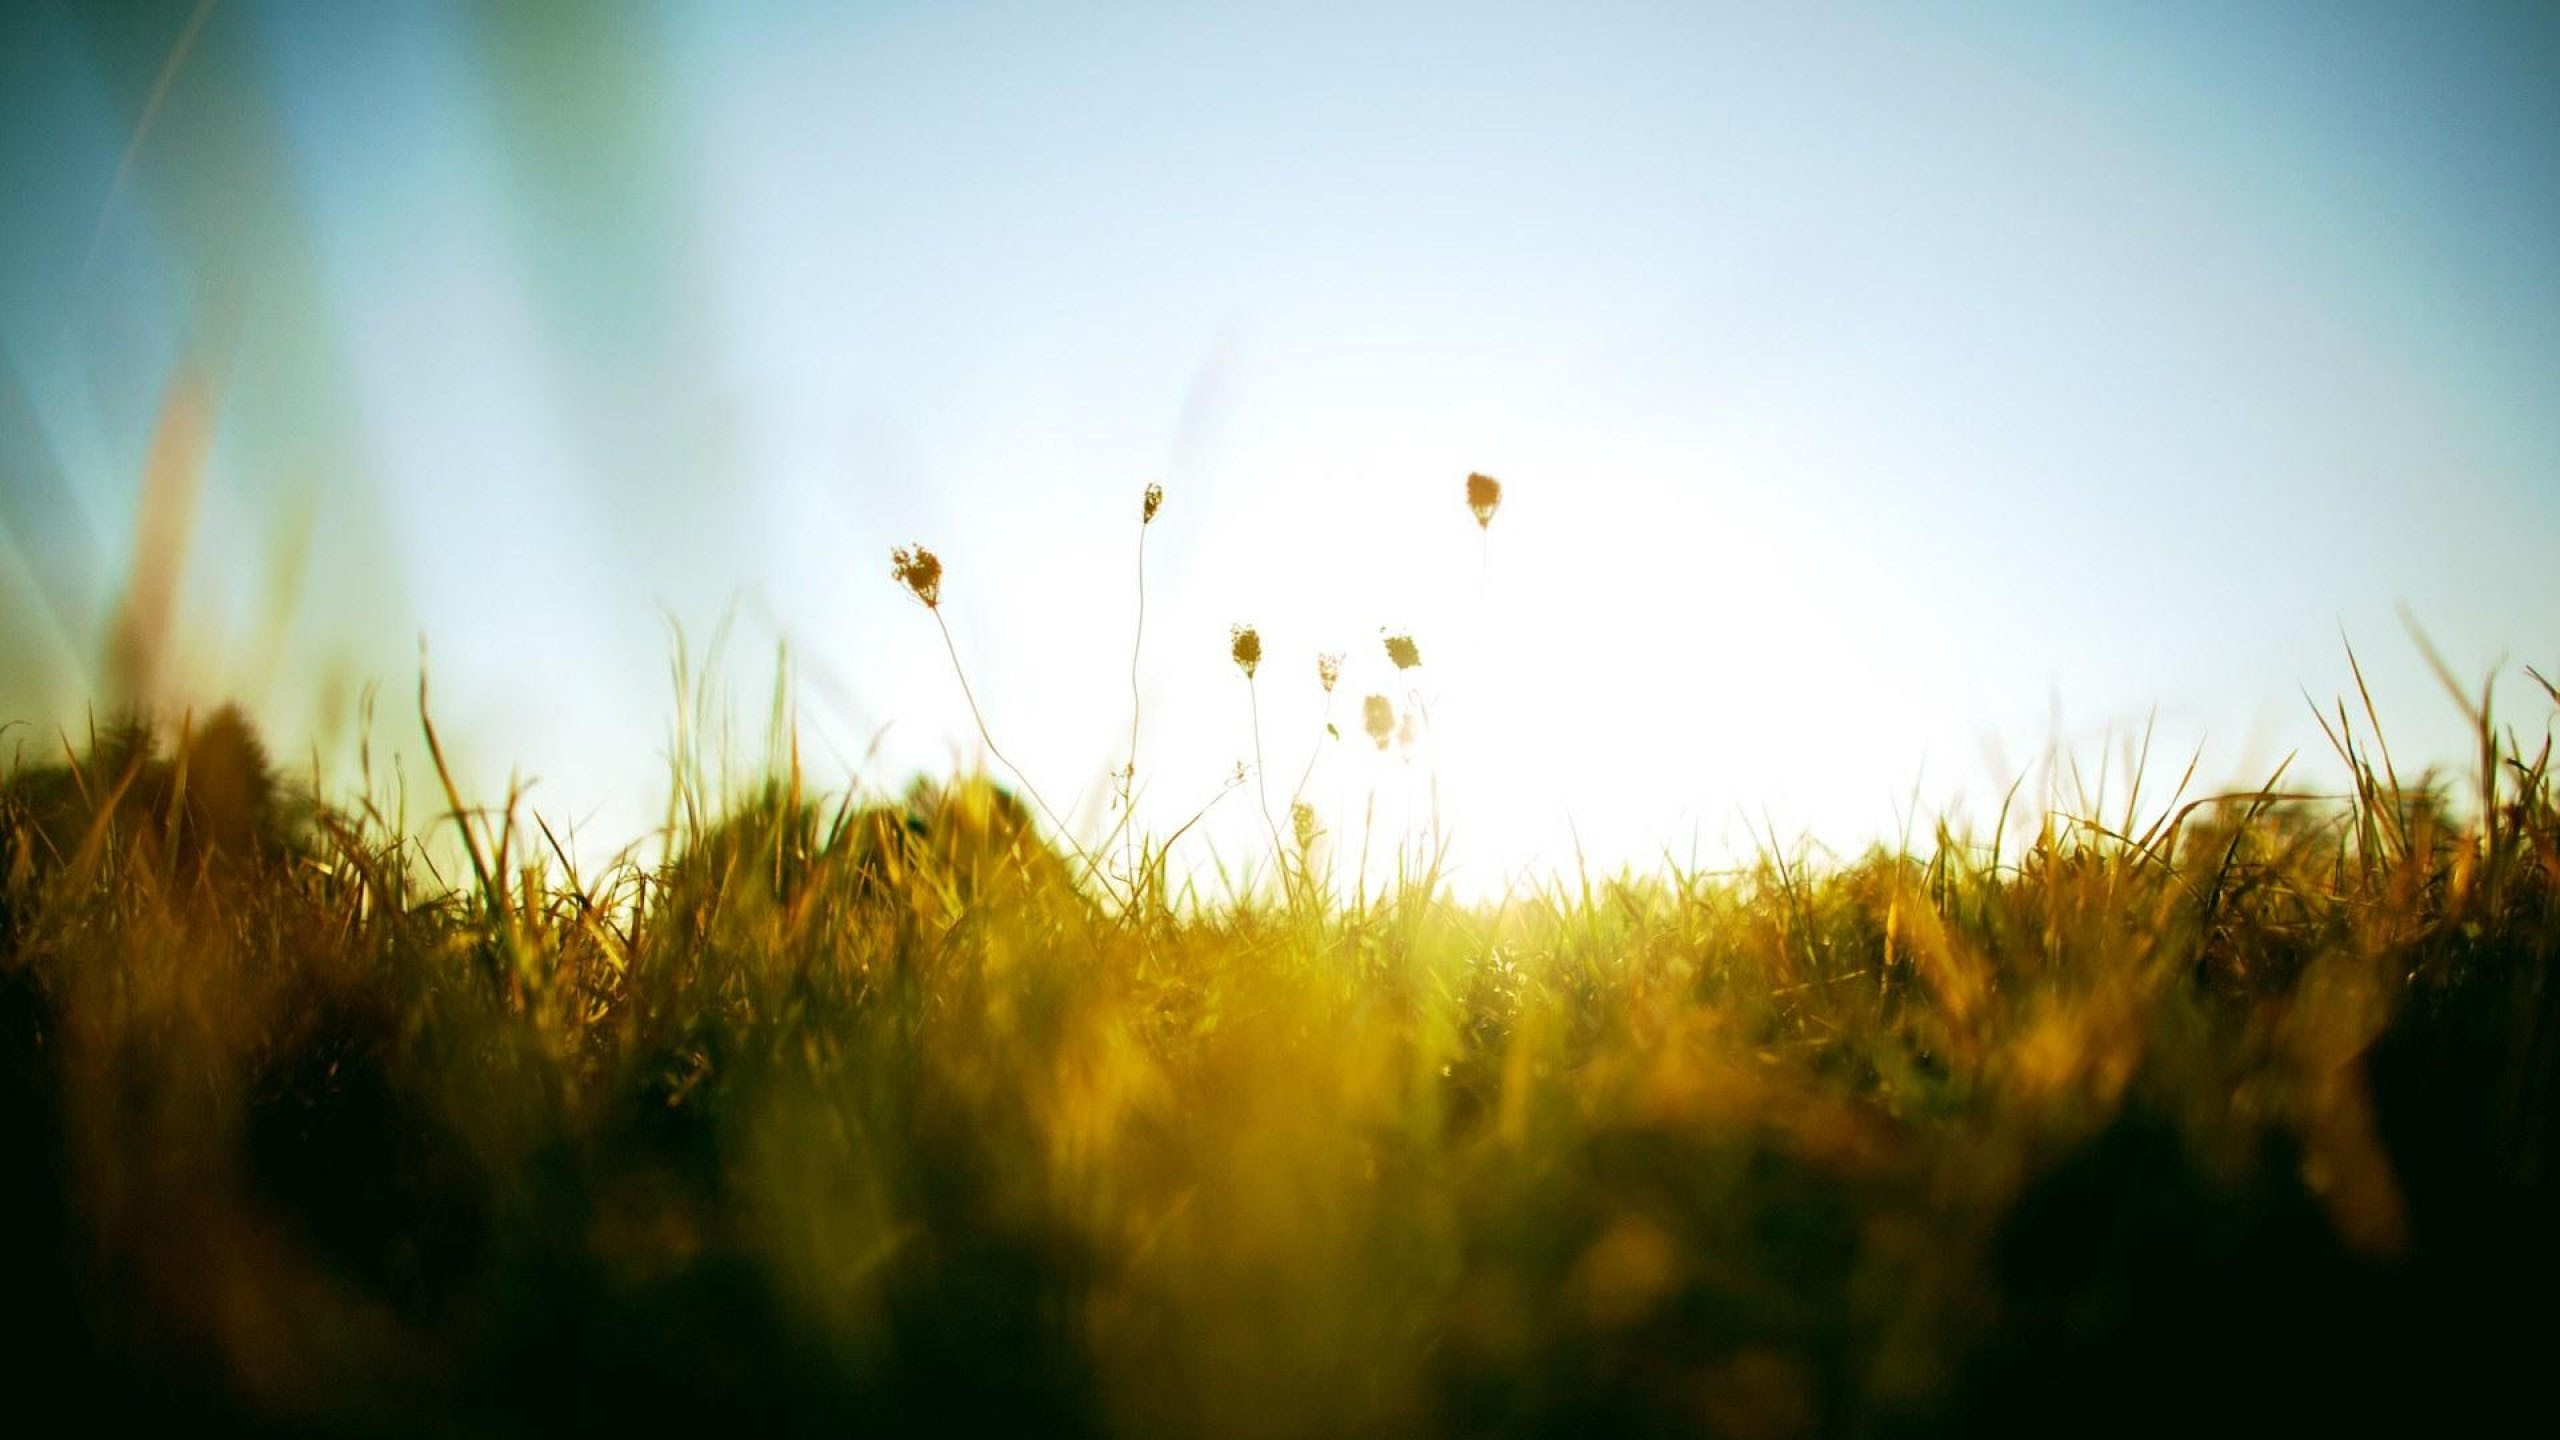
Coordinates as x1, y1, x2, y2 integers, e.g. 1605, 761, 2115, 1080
1, 659, 2554, 1437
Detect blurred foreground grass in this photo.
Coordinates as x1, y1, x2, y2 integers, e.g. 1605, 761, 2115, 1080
1, 677, 2554, 1438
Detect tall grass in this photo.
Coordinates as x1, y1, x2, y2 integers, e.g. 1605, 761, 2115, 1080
0, 480, 2552, 1433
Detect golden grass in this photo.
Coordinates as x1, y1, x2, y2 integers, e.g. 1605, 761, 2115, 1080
0, 468, 2549, 1433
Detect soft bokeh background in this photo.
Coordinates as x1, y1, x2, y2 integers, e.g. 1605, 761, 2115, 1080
3, 0, 2554, 891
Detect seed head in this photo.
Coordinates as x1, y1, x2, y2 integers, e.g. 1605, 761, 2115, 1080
1382, 630, 1421, 670
1362, 694, 1395, 751
1466, 471, 1503, 529
1143, 482, 1164, 525
1291, 801, 1319, 853
1317, 651, 1343, 693
891, 545, 942, 608
1230, 623, 1262, 678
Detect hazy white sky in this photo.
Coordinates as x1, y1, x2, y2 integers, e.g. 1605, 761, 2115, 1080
3, 1, 2555, 891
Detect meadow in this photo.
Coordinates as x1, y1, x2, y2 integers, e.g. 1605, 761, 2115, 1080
2, 495, 2554, 1435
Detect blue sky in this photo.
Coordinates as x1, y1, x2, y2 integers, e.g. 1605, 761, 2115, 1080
2, 1, 2554, 889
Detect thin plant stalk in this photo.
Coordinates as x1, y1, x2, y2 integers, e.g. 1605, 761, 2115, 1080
1123, 506, 1150, 878
926, 605, 1090, 877
1357, 787, 1376, 916
1286, 652, 1347, 909
1287, 691, 1338, 909
1095, 484, 1164, 910
1247, 672, 1293, 906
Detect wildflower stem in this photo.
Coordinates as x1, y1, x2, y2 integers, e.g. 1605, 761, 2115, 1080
1248, 674, 1292, 906
929, 607, 1089, 875
1289, 692, 1335, 810
1358, 787, 1376, 916
1125, 520, 1148, 876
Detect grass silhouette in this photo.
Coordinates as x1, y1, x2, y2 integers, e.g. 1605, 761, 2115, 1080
0, 476, 2552, 1435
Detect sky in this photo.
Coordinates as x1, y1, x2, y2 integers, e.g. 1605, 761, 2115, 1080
2, 0, 2555, 893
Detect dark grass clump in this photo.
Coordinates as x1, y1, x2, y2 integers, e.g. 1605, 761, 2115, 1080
0, 678, 2554, 1437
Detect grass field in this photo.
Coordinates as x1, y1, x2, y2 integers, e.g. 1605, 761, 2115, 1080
2, 640, 2554, 1436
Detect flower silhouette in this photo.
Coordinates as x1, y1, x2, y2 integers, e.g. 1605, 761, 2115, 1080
891, 546, 943, 609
